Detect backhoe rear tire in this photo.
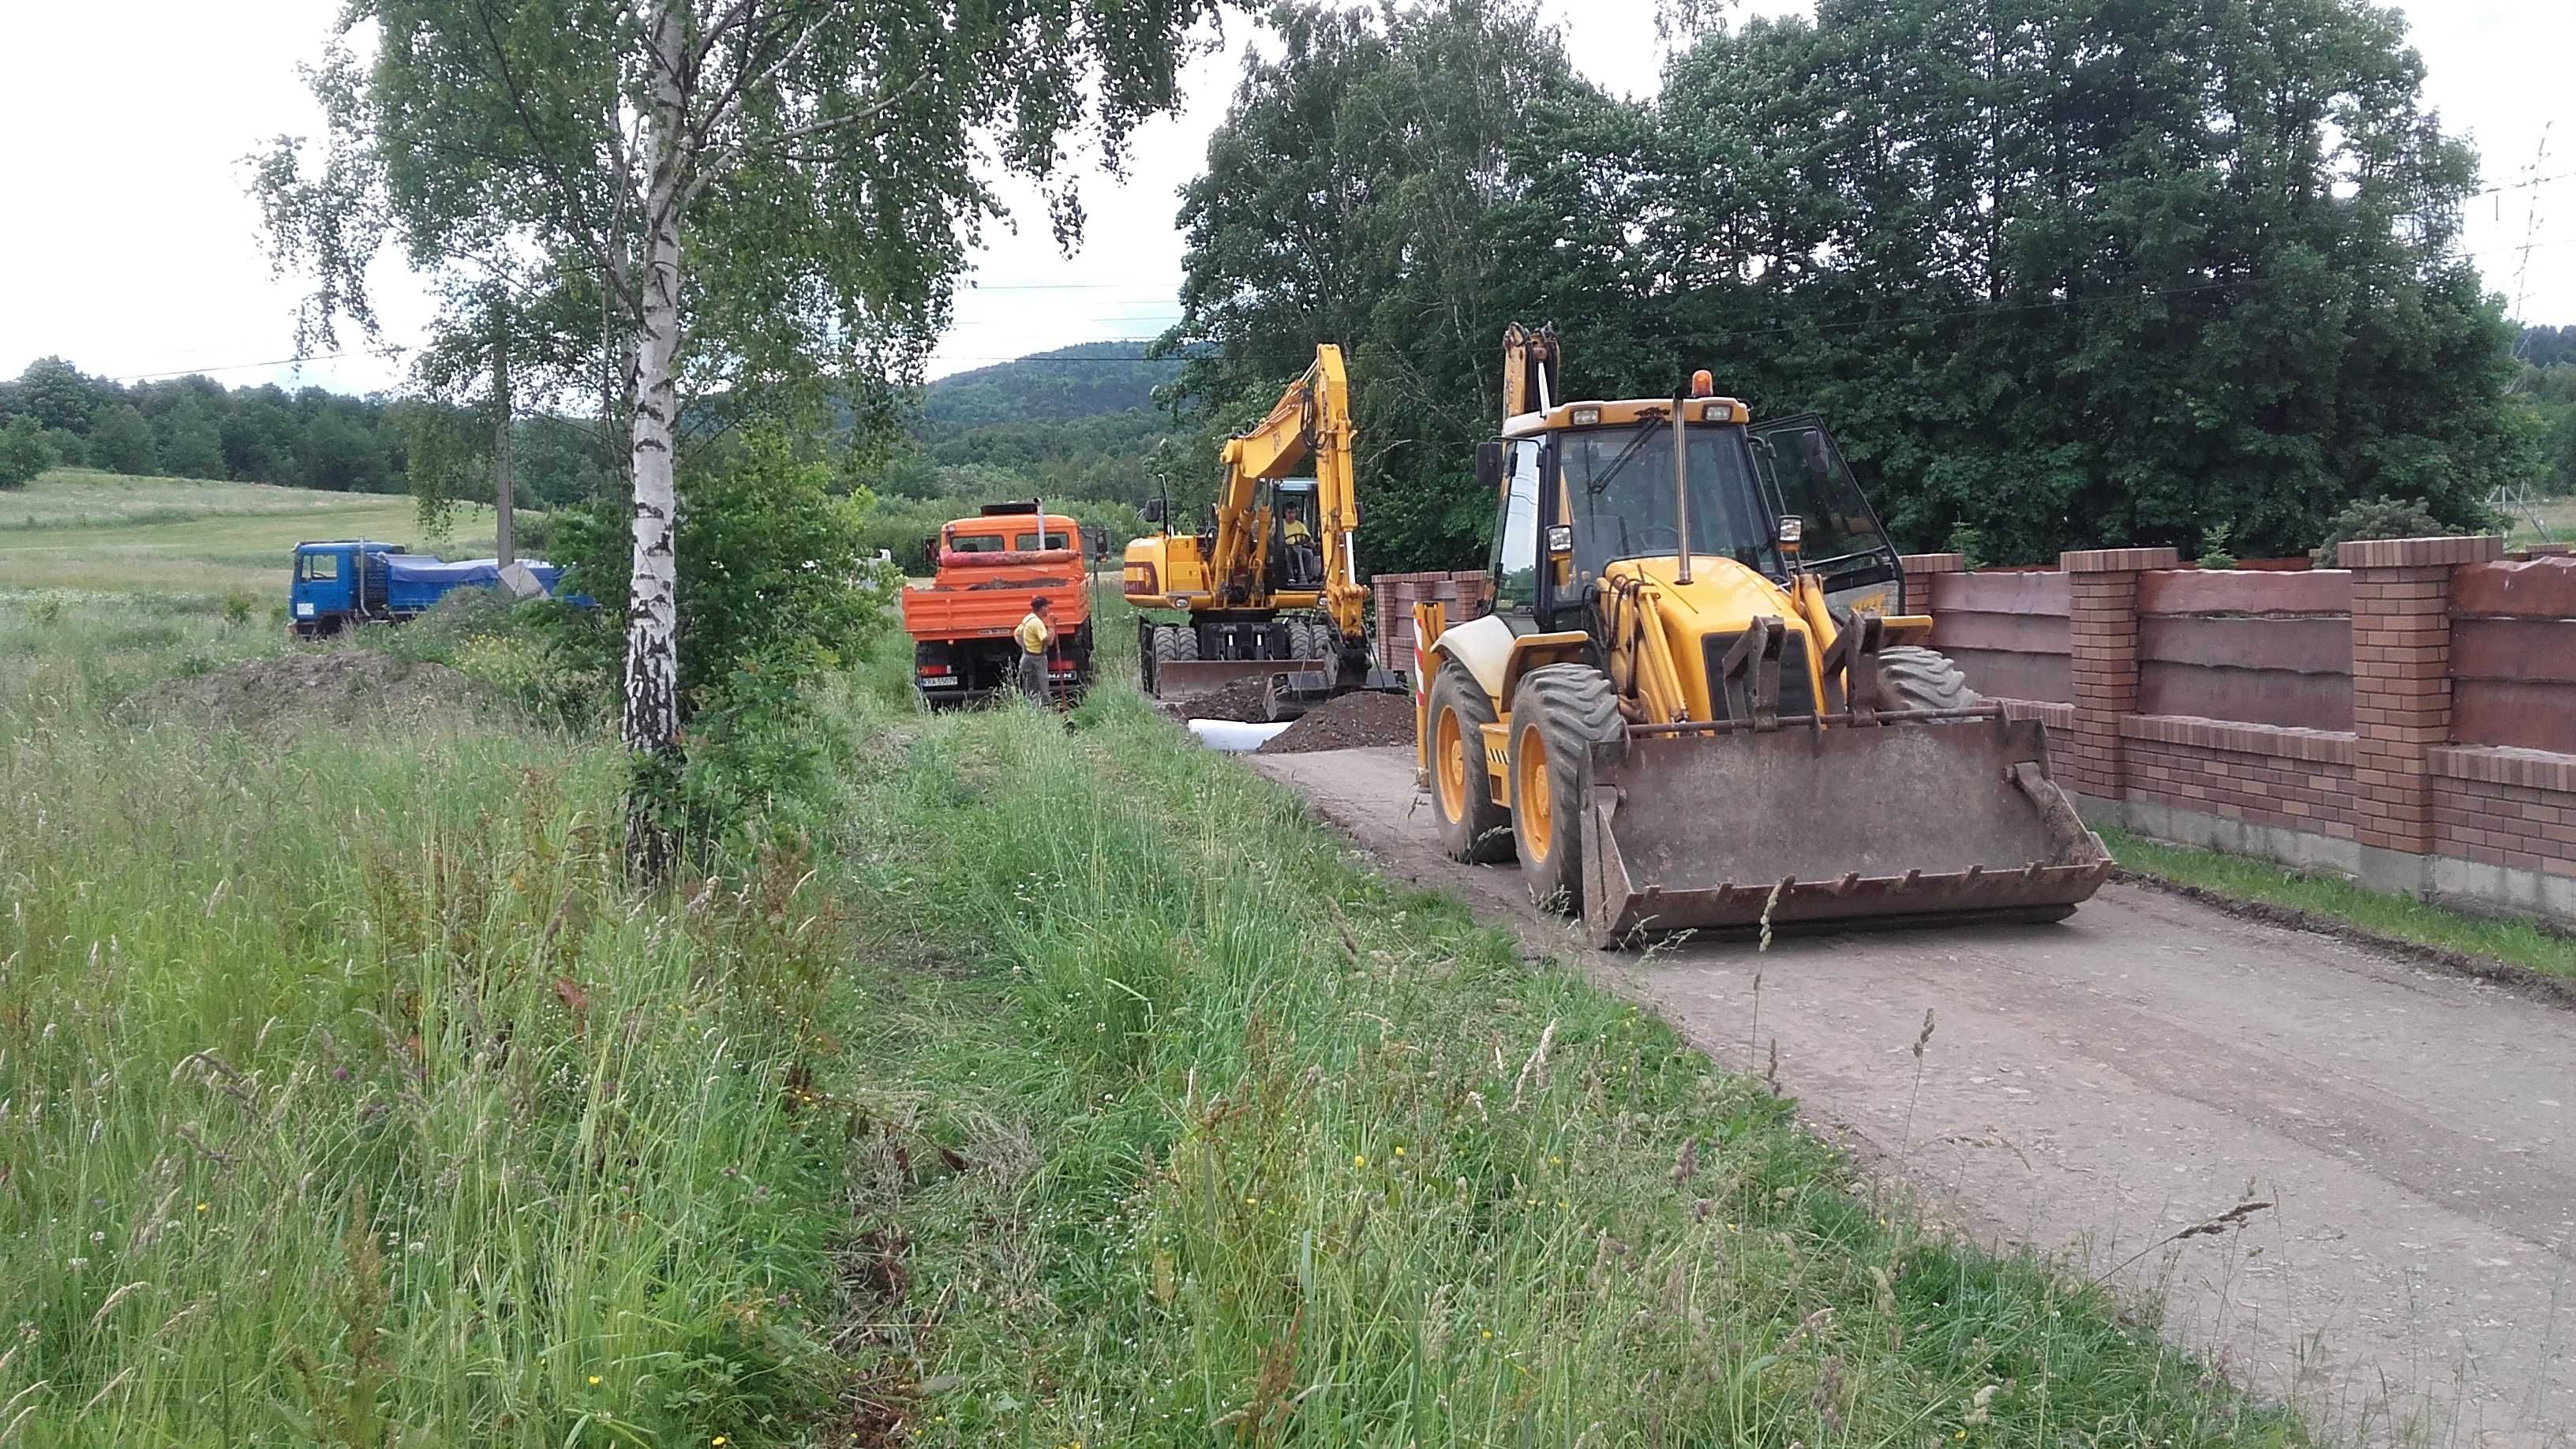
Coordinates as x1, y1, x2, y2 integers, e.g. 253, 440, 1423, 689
1428, 661, 1511, 864
1507, 664, 1625, 916
1875, 646, 1977, 714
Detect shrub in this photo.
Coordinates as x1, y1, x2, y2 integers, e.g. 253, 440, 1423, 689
549, 428, 891, 712
1942, 523, 1990, 568
0, 415, 53, 489
2308, 495, 2482, 566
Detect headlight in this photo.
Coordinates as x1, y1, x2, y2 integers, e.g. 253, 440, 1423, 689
1570, 406, 1601, 425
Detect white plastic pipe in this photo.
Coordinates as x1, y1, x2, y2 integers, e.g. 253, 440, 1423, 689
1188, 719, 1294, 752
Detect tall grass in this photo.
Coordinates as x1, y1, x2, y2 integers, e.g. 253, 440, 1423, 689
822, 688, 2305, 1447
2, 595, 2308, 1445
1, 608, 859, 1445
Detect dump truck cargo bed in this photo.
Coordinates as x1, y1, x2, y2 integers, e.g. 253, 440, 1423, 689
1581, 714, 2110, 946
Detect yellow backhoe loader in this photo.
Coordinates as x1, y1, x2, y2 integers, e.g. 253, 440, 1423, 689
1124, 344, 1400, 716
1413, 325, 2110, 945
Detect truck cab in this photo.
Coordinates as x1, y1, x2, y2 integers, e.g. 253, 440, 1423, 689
289, 540, 402, 638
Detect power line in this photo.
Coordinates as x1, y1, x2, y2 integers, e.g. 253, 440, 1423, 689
103, 350, 400, 384
958, 281, 1181, 291
2472, 168, 2573, 198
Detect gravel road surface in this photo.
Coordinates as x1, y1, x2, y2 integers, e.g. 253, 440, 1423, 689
1249, 744, 2576, 1447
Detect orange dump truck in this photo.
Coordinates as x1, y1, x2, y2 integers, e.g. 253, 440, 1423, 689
900, 503, 1095, 707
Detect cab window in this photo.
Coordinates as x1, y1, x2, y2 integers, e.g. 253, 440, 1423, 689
298, 552, 341, 581
946, 532, 1007, 553
1013, 527, 1079, 552
1488, 440, 1541, 617
1758, 423, 1885, 564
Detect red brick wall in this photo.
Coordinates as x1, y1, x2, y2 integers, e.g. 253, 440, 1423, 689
2429, 747, 2576, 884
2120, 718, 2357, 841
1900, 539, 2576, 920
1372, 571, 1492, 671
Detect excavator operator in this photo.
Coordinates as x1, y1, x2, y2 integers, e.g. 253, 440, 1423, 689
1281, 509, 1323, 588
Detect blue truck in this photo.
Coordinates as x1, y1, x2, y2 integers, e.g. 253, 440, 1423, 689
288, 539, 568, 638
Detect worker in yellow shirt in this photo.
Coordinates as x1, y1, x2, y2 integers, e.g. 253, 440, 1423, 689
1282, 513, 1320, 586
1013, 595, 1054, 701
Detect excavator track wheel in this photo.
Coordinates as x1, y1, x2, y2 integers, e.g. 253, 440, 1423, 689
1427, 661, 1511, 864
1507, 664, 1624, 917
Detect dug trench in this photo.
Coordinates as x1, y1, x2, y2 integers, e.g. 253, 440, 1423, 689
1245, 742, 2576, 1447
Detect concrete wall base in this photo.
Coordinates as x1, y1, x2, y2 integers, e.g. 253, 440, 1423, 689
2075, 793, 2362, 876
2355, 844, 2429, 897
2072, 794, 2576, 929
2428, 855, 2576, 926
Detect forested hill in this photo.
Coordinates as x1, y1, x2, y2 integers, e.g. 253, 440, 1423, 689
919, 340, 1181, 426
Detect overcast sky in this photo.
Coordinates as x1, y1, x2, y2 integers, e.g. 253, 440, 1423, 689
2, 0, 2565, 399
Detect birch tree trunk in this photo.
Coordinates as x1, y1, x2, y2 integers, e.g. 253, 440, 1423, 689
622, 0, 689, 871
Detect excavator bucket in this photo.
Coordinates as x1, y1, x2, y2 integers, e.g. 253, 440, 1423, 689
1580, 713, 2111, 947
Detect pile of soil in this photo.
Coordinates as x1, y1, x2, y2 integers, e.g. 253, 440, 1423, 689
1169, 678, 1275, 724
1256, 689, 1416, 754
122, 651, 495, 733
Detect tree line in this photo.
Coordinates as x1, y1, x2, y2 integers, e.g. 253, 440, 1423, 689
1158, 0, 2559, 570
0, 355, 616, 503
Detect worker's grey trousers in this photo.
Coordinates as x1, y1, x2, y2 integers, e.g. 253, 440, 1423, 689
1017, 652, 1047, 700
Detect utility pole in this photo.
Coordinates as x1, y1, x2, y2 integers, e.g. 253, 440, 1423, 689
491, 287, 515, 566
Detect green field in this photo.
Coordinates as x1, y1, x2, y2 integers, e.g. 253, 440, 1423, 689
0, 467, 506, 599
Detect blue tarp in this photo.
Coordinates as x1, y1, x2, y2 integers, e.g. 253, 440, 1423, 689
383, 556, 566, 609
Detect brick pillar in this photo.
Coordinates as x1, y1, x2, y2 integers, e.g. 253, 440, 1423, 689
1898, 552, 1965, 616
2057, 547, 2179, 810
2342, 534, 2503, 895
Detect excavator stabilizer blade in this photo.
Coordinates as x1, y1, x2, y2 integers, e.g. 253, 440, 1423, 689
1582, 717, 2110, 947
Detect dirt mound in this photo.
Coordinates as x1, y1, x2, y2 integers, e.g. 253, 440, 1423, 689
1167, 677, 1275, 724
122, 650, 494, 732
1257, 689, 1416, 754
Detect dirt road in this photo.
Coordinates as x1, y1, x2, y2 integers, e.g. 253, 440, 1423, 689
1251, 745, 2576, 1447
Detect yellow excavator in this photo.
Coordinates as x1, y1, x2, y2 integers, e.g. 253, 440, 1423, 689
1124, 343, 1399, 714
1413, 325, 2110, 945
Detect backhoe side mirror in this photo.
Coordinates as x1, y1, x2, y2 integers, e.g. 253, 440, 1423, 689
1142, 498, 1166, 525
1474, 439, 1504, 496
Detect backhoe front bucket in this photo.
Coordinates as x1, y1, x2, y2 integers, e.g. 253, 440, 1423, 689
1581, 715, 2110, 947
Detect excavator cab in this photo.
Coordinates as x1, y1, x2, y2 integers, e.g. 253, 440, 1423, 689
1268, 480, 1326, 590
1414, 327, 2110, 945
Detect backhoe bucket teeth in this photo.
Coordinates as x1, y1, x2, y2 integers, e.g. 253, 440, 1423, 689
1580, 717, 2111, 946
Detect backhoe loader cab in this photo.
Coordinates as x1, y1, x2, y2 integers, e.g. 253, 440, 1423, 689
1415, 326, 2110, 945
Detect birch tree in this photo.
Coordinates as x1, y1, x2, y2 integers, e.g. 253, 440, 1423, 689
256, 0, 1227, 866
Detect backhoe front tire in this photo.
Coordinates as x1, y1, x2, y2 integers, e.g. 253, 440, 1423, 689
1875, 646, 1977, 714
1507, 664, 1625, 917
1428, 661, 1511, 864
